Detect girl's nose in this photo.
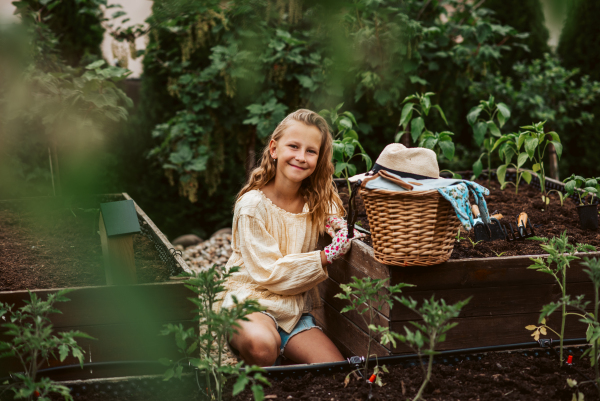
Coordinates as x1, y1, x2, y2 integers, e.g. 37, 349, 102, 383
296, 152, 306, 162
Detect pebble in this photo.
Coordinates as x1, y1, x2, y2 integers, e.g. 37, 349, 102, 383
181, 233, 233, 273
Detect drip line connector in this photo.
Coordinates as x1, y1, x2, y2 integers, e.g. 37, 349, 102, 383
567, 355, 573, 366
368, 374, 376, 383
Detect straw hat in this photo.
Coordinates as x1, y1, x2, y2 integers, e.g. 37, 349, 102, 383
349, 144, 439, 182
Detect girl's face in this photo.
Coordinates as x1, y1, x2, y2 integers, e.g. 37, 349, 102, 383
270, 120, 322, 184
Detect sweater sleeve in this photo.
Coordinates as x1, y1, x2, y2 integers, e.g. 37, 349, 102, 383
235, 214, 328, 295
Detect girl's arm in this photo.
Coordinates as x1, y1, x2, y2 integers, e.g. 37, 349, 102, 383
237, 214, 328, 296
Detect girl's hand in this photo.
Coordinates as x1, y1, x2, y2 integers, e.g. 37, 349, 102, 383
323, 227, 366, 264
325, 216, 348, 238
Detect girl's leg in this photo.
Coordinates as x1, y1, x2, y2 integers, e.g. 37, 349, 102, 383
229, 312, 281, 367
282, 328, 344, 364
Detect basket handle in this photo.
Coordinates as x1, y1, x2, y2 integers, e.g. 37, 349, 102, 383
379, 170, 414, 191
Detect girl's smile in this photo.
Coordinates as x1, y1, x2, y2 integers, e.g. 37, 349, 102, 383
270, 120, 322, 184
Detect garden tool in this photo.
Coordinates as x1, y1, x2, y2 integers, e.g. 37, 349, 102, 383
347, 180, 372, 238
504, 211, 536, 241
471, 205, 507, 242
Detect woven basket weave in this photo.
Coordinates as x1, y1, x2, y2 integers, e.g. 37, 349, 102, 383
359, 186, 460, 267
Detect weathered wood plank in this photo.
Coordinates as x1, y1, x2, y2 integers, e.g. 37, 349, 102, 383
0, 282, 195, 328
318, 277, 390, 335
389, 281, 594, 321
313, 301, 389, 358
0, 321, 195, 380
390, 313, 589, 354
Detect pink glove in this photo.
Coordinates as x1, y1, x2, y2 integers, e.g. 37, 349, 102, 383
325, 216, 348, 238
323, 226, 366, 264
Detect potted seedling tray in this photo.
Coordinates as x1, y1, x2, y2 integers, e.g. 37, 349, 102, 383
319, 172, 600, 357
0, 193, 196, 381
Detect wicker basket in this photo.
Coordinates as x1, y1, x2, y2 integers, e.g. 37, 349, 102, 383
359, 186, 460, 267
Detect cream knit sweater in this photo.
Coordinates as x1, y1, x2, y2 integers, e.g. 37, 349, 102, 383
219, 189, 328, 333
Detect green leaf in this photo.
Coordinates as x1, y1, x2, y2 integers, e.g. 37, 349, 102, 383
473, 159, 483, 178
339, 117, 352, 130
438, 140, 455, 160
522, 171, 532, 184
233, 376, 249, 396
532, 163, 541, 172
517, 152, 528, 169
420, 95, 431, 115
550, 141, 563, 160
497, 102, 510, 118
467, 106, 482, 125
410, 117, 425, 142
496, 164, 507, 185
251, 384, 265, 401
525, 137, 539, 160
163, 368, 174, 381
332, 142, 344, 162
344, 130, 359, 140
473, 122, 487, 146
399, 103, 414, 128
335, 162, 349, 176
158, 358, 171, 366
58, 344, 69, 362
487, 121, 501, 137
85, 60, 106, 70
432, 105, 448, 125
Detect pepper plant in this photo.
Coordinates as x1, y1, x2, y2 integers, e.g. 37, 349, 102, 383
335, 276, 413, 378
0, 290, 94, 401
396, 92, 460, 178
320, 104, 372, 194
519, 121, 563, 205
495, 132, 532, 194
526, 232, 595, 366
159, 266, 269, 401
580, 257, 600, 398
467, 95, 511, 185
563, 175, 600, 206
379, 296, 470, 401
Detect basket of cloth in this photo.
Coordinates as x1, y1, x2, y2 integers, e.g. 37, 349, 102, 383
352, 144, 490, 267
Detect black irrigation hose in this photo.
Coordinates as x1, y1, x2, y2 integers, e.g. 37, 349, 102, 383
2, 338, 588, 384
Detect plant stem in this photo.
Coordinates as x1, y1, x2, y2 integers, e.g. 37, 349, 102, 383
365, 301, 373, 377
560, 269, 567, 366
413, 332, 435, 401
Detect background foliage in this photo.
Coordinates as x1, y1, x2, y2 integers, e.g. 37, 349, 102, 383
2, 0, 600, 241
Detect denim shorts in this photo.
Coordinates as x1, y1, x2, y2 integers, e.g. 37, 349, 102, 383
278, 313, 321, 357
229, 312, 321, 366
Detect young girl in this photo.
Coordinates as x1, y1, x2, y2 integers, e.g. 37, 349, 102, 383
220, 109, 364, 366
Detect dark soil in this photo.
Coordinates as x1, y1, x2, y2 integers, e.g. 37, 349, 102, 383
339, 180, 600, 259
0, 199, 171, 291
34, 348, 598, 400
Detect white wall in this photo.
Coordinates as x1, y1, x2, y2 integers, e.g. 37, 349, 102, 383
0, 0, 152, 78
102, 0, 152, 78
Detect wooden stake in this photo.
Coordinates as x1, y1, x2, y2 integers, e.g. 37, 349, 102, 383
99, 213, 137, 285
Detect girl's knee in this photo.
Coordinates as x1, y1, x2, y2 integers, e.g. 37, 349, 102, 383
242, 335, 279, 366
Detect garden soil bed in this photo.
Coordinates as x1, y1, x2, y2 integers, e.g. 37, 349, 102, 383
0, 199, 170, 291
339, 179, 600, 258
37, 348, 597, 401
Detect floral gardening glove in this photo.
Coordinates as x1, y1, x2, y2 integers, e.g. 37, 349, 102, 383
323, 226, 366, 264
325, 215, 347, 238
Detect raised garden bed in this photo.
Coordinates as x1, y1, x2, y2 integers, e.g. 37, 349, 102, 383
0, 193, 195, 381
0, 193, 188, 290
35, 345, 598, 400
320, 173, 599, 357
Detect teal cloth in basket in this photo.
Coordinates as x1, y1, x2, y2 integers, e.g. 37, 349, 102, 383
364, 173, 490, 231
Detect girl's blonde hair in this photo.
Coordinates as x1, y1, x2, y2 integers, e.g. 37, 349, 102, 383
237, 109, 344, 233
